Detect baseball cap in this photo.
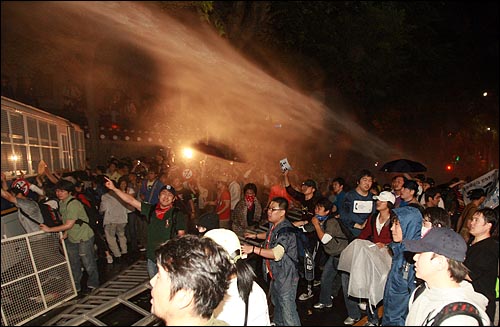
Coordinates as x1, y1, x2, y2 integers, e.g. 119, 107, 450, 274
302, 179, 317, 189
10, 178, 30, 196
403, 227, 467, 262
204, 228, 241, 263
159, 184, 176, 197
373, 191, 396, 205
197, 212, 220, 232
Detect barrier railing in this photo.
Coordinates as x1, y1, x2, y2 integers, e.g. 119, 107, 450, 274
1, 231, 77, 326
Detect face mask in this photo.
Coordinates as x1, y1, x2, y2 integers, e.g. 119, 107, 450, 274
316, 214, 329, 221
421, 225, 431, 237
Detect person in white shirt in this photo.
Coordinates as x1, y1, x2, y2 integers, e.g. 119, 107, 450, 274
205, 228, 271, 326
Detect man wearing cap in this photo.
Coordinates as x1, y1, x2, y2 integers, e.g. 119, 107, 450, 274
404, 227, 491, 325
283, 169, 322, 301
1, 173, 44, 233
104, 177, 186, 278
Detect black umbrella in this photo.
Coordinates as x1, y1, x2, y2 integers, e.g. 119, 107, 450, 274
191, 141, 245, 163
380, 159, 427, 173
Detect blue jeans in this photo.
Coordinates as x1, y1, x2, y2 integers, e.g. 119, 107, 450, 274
270, 278, 301, 326
147, 258, 158, 279
342, 272, 379, 324
65, 236, 99, 291
319, 255, 339, 305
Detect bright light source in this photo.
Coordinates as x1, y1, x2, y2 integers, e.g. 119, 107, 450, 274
486, 127, 491, 131
374, 161, 379, 167
182, 147, 194, 159
483, 92, 488, 97
446, 164, 453, 171
9, 154, 18, 161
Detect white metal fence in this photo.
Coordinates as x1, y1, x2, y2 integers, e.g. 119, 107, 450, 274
1, 231, 77, 326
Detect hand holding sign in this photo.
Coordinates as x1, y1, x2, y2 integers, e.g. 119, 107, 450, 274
280, 158, 292, 172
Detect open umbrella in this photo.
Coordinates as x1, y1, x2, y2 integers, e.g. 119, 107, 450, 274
191, 141, 245, 163
380, 159, 427, 173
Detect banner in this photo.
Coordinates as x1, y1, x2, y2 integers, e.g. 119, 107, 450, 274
462, 169, 498, 209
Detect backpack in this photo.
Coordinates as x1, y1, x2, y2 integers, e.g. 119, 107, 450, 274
18, 199, 63, 227
38, 199, 63, 227
276, 226, 315, 281
412, 283, 484, 326
67, 196, 102, 231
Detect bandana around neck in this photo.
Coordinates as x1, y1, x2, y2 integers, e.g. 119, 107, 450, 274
155, 204, 172, 220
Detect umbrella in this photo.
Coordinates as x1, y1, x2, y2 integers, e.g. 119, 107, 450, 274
380, 159, 427, 173
191, 141, 245, 163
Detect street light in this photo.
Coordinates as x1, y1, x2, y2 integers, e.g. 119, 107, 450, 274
182, 147, 194, 159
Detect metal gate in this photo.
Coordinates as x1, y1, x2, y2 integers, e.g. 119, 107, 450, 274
1, 231, 76, 326
40, 260, 161, 326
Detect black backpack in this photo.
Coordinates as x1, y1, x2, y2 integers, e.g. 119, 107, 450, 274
18, 198, 63, 227
68, 196, 102, 231
38, 200, 63, 227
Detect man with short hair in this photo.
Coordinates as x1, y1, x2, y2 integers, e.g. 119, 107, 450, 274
339, 169, 375, 238
422, 187, 442, 208
404, 227, 491, 326
400, 180, 424, 214
391, 175, 406, 208
331, 177, 346, 214
150, 235, 232, 325
39, 179, 100, 294
464, 208, 498, 323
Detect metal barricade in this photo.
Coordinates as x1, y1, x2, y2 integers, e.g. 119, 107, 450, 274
1, 231, 76, 326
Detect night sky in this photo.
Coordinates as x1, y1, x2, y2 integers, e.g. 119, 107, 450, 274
1, 1, 498, 182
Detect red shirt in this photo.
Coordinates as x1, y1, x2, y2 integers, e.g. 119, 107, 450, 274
216, 190, 231, 221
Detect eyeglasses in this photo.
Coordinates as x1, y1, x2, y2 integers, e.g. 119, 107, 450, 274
267, 207, 284, 212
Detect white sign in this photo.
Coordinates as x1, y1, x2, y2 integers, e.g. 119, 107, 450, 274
462, 169, 498, 209
353, 200, 373, 214
279, 158, 292, 172
182, 168, 193, 180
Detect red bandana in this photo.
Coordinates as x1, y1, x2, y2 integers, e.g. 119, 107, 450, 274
155, 204, 172, 220
245, 195, 255, 210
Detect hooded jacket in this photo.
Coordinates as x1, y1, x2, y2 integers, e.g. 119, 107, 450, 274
382, 206, 422, 326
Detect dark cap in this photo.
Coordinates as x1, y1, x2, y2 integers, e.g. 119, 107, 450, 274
403, 227, 467, 262
197, 212, 220, 232
302, 179, 317, 189
159, 184, 176, 196
403, 180, 419, 193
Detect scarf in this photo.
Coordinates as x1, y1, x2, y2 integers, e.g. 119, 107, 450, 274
155, 204, 172, 220
245, 194, 255, 210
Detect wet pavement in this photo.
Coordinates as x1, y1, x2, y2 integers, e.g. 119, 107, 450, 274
22, 251, 364, 326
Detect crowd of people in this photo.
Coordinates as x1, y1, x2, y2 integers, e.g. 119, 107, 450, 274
1, 152, 498, 326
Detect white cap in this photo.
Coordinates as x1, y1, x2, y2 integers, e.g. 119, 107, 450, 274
373, 191, 396, 205
204, 228, 241, 263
